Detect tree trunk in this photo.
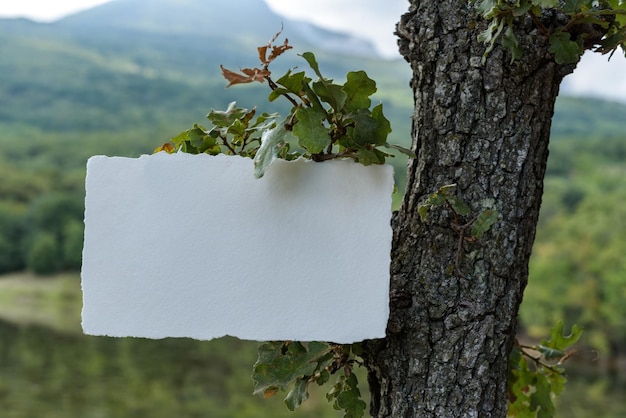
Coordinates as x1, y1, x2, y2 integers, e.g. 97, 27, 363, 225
362, 1, 577, 416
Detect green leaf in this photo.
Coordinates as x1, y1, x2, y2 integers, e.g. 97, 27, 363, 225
284, 379, 309, 411
447, 195, 472, 216
596, 27, 626, 54
348, 109, 379, 146
196, 135, 219, 154
268, 87, 293, 102
534, 0, 560, 7
538, 345, 565, 361
471, 209, 498, 238
342, 71, 377, 111
328, 374, 366, 418
185, 125, 207, 147
349, 343, 364, 356
530, 373, 556, 418
417, 204, 430, 221
478, 18, 505, 64
206, 101, 249, 126
250, 111, 280, 129
501, 26, 524, 63
562, 0, 590, 14
293, 106, 331, 154
542, 320, 583, 350
271, 70, 308, 101
300, 51, 325, 80
312, 80, 347, 112
357, 148, 387, 165
545, 368, 567, 396
227, 118, 247, 137
370, 103, 393, 145
254, 121, 288, 178
170, 125, 208, 154
383, 142, 416, 158
419, 190, 448, 220
610, 1, 626, 27
472, 0, 499, 17
316, 369, 331, 386
549, 30, 584, 64
252, 341, 330, 396
507, 351, 535, 418
511, 2, 533, 17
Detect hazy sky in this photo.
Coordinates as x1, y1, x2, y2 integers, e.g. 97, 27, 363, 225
1, 0, 625, 102
0, 0, 407, 57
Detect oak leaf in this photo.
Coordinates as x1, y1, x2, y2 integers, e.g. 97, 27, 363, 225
259, 30, 292, 64
220, 65, 269, 87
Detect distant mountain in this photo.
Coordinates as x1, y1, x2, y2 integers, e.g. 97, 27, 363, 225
55, 0, 378, 58
0, 0, 404, 135
1, 0, 624, 143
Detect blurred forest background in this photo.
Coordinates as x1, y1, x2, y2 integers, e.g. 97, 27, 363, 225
0, 0, 625, 417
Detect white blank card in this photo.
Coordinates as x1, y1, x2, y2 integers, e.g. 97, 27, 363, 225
81, 153, 393, 343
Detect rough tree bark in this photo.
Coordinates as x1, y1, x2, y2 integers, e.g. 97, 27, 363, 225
362, 1, 578, 416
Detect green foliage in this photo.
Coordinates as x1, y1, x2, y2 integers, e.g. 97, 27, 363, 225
470, 0, 626, 63
0, 203, 26, 273
252, 341, 366, 417
23, 193, 85, 274
62, 220, 85, 270
548, 30, 584, 64
471, 209, 498, 238
157, 35, 412, 177
507, 322, 582, 418
26, 232, 62, 275
418, 184, 498, 239
326, 373, 367, 418
26, 193, 84, 236
418, 184, 499, 275
0, 312, 345, 418
158, 103, 281, 159
418, 184, 468, 220
522, 162, 626, 356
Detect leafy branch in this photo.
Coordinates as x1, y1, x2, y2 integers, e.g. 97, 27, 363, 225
507, 321, 583, 418
470, 0, 626, 64
156, 31, 414, 178
252, 341, 367, 417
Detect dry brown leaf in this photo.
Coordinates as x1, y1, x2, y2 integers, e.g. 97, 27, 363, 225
258, 29, 292, 65
221, 29, 291, 86
154, 142, 175, 153
221, 65, 268, 87
267, 38, 292, 63
241, 67, 271, 82
258, 44, 270, 64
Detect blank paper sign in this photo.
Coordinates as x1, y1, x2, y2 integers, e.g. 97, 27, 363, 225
81, 153, 393, 343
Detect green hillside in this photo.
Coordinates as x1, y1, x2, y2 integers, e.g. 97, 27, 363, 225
1, 0, 625, 273
0, 6, 413, 180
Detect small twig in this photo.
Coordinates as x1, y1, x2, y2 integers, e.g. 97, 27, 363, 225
450, 213, 479, 277
517, 342, 577, 373
311, 149, 356, 162
220, 135, 237, 154
528, 10, 551, 37
265, 76, 300, 108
